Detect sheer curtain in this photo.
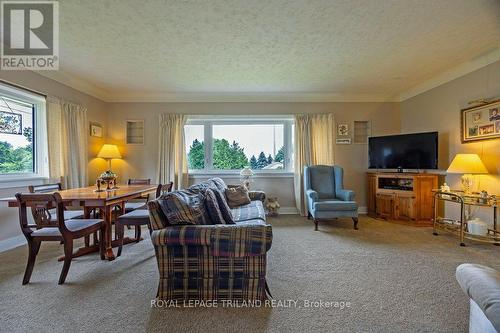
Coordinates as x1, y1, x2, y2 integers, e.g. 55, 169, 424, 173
294, 113, 335, 215
157, 113, 188, 189
47, 97, 88, 188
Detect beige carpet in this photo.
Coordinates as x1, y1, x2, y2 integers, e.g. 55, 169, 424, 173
1, 215, 499, 333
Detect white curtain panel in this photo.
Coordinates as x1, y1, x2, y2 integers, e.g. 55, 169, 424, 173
47, 97, 88, 188
293, 113, 335, 215
157, 113, 188, 190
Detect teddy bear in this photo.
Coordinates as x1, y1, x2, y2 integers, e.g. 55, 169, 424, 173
265, 197, 280, 216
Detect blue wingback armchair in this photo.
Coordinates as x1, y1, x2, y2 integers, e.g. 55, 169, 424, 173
304, 165, 358, 230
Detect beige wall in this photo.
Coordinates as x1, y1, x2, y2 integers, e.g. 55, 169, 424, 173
0, 71, 108, 241
106, 102, 401, 209
401, 60, 500, 224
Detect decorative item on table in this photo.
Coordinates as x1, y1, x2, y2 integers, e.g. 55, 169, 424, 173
447, 154, 488, 194
461, 99, 500, 143
467, 217, 488, 236
265, 197, 280, 216
97, 170, 118, 191
240, 167, 254, 189
479, 190, 489, 204
440, 183, 451, 199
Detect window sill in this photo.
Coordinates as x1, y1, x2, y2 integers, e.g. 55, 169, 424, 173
0, 176, 49, 190
189, 171, 294, 178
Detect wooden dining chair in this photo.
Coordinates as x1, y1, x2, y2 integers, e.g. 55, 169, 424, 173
28, 183, 85, 220
16, 192, 105, 285
115, 182, 173, 257
124, 178, 152, 212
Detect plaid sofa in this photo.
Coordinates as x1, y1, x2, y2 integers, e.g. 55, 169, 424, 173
148, 178, 272, 301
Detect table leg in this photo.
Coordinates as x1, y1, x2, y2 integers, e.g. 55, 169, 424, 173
103, 205, 116, 261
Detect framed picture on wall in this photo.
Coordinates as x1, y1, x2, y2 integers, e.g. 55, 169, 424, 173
90, 122, 103, 137
461, 100, 500, 143
337, 123, 349, 136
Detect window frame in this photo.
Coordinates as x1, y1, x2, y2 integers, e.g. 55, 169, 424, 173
185, 116, 294, 176
0, 82, 48, 185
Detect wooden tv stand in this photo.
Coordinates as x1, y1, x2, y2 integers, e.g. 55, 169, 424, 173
367, 172, 439, 226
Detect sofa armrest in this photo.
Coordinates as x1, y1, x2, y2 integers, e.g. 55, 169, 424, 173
151, 223, 272, 257
336, 189, 355, 201
248, 191, 266, 203
306, 189, 318, 202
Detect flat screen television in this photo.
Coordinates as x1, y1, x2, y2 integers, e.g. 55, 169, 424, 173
368, 132, 438, 170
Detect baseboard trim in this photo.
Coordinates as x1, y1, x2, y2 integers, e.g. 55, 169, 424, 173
0, 235, 25, 253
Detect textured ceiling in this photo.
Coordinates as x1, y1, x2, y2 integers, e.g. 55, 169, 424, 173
55, 0, 500, 100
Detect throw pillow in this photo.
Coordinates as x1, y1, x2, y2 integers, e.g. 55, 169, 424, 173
203, 188, 227, 225
225, 185, 251, 208
157, 191, 213, 225
211, 188, 235, 224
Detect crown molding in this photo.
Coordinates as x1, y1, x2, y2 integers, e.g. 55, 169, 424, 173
104, 92, 398, 103
399, 47, 500, 101
34, 70, 110, 101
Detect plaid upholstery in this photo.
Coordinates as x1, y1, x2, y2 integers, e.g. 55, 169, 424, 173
148, 180, 272, 301
203, 188, 227, 224
148, 200, 168, 230
158, 191, 212, 225
211, 188, 235, 224
151, 223, 271, 300
232, 200, 266, 222
151, 223, 272, 256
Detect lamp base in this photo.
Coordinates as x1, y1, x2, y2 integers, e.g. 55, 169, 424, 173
461, 174, 474, 194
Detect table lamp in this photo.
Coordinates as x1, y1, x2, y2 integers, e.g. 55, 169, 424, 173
97, 144, 122, 172
240, 167, 254, 189
447, 153, 488, 194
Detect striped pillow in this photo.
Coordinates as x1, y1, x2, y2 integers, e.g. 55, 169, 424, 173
157, 191, 212, 225
204, 188, 227, 225
211, 188, 235, 224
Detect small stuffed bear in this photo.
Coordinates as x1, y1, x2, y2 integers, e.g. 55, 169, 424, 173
265, 197, 280, 216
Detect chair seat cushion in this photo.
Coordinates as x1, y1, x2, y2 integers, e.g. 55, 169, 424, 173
31, 219, 103, 237
48, 209, 84, 220
313, 200, 358, 212
117, 209, 150, 226
125, 202, 147, 211
118, 209, 149, 220
456, 263, 500, 331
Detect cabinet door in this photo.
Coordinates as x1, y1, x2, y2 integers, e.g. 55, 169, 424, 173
376, 193, 394, 219
367, 174, 377, 215
416, 176, 437, 220
396, 194, 416, 220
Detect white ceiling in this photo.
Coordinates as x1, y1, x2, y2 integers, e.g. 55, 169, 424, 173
42, 0, 500, 102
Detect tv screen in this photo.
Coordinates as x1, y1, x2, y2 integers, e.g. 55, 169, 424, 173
369, 132, 438, 169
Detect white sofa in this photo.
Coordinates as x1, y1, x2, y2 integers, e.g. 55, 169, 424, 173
456, 263, 500, 333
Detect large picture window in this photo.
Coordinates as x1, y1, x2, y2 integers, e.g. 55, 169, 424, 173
185, 117, 294, 173
0, 82, 47, 181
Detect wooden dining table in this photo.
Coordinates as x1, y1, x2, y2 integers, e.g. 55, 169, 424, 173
2, 184, 157, 261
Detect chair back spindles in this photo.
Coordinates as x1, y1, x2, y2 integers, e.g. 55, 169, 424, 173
28, 183, 63, 193
15, 193, 59, 232
128, 179, 151, 185
156, 182, 173, 198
